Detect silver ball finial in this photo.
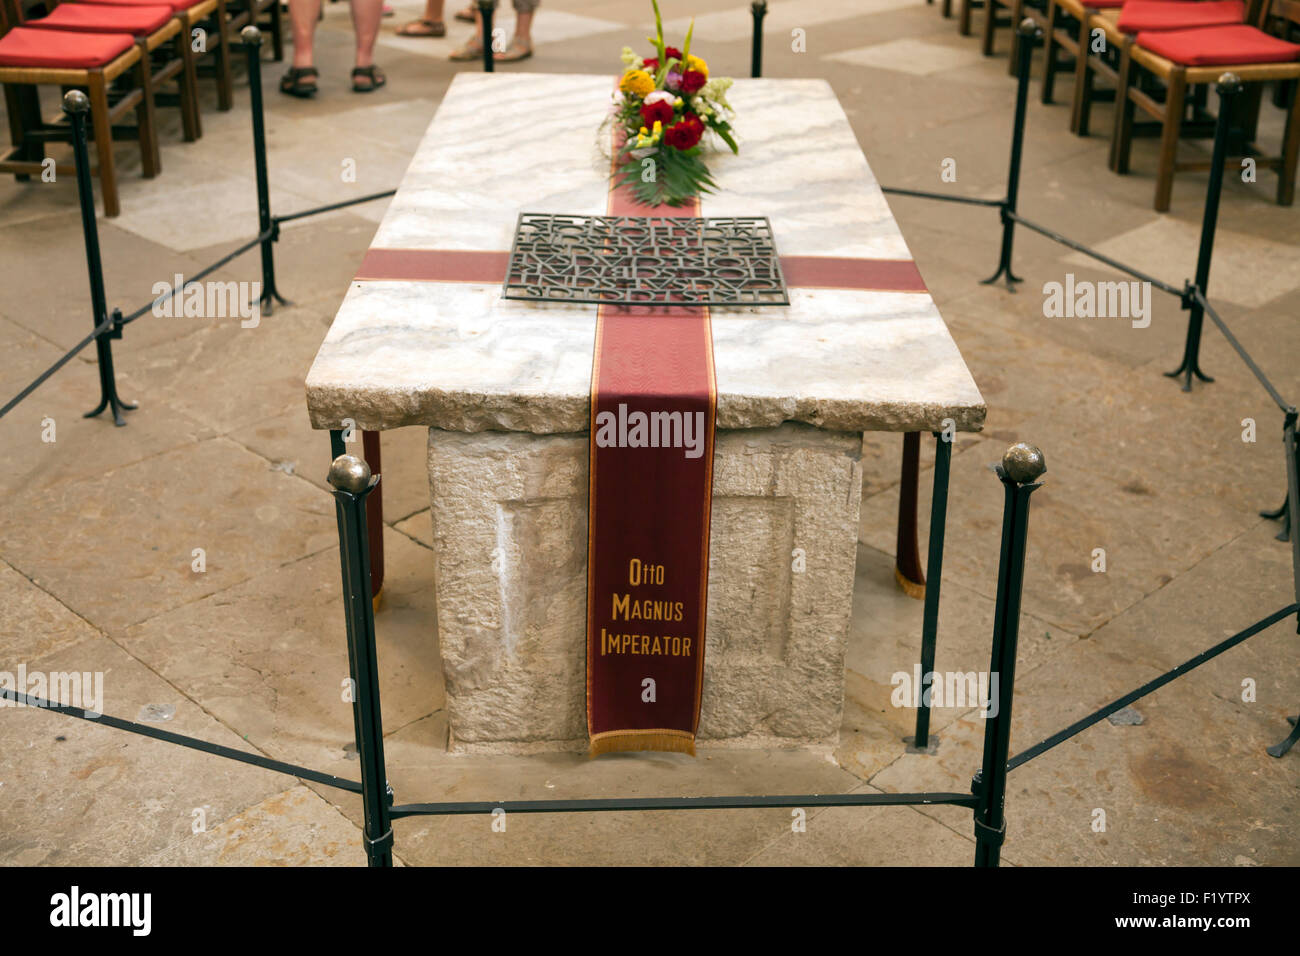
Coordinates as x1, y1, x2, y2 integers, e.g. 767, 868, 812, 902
1216, 72, 1242, 95
1002, 443, 1046, 484
1018, 17, 1038, 37
62, 90, 90, 115
241, 25, 262, 45
328, 454, 370, 493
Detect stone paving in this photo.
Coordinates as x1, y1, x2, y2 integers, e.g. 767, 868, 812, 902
0, 0, 1297, 866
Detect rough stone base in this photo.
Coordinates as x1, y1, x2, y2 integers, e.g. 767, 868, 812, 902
427, 423, 865, 753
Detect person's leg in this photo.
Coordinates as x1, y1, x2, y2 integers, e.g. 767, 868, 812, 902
450, 0, 490, 58
496, 0, 534, 59
289, 0, 322, 69
350, 0, 384, 68
398, 0, 446, 36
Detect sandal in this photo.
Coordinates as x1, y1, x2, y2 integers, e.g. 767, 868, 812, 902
279, 66, 318, 98
396, 18, 446, 37
454, 4, 476, 22
351, 65, 387, 93
449, 38, 484, 61
495, 38, 532, 62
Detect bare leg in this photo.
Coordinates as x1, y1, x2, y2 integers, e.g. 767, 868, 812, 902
351, 0, 384, 68
289, 0, 322, 68
513, 10, 531, 47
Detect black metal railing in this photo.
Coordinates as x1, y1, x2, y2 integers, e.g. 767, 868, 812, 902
2, 12, 1297, 868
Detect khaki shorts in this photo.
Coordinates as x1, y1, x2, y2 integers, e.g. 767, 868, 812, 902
488, 0, 540, 12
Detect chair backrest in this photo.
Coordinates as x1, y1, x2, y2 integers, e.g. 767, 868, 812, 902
1268, 0, 1300, 29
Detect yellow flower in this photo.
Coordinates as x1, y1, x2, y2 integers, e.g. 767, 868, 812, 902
619, 69, 654, 97
652, 120, 662, 135
685, 55, 708, 77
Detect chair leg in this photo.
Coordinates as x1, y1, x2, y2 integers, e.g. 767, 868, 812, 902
86, 72, 120, 217
133, 44, 161, 177
4, 84, 43, 180
1279, 77, 1300, 206
270, 0, 285, 61
960, 0, 974, 37
1007, 0, 1024, 74
1042, 5, 1059, 104
981, 0, 998, 56
213, 0, 234, 111
1070, 19, 1092, 135
1111, 43, 1135, 172
175, 27, 202, 140
943, 0, 953, 17
1155, 68, 1186, 212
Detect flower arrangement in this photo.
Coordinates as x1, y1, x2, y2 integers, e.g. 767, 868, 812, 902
612, 0, 738, 207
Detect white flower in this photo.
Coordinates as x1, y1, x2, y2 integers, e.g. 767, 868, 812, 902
629, 146, 658, 160
620, 46, 644, 70
644, 90, 674, 106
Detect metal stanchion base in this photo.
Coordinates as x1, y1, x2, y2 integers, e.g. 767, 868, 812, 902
1266, 715, 1299, 758
904, 735, 941, 755
1260, 497, 1290, 542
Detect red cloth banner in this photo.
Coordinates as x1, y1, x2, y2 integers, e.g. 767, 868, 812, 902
583, 170, 717, 756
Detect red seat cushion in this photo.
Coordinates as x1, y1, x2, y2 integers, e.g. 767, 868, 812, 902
74, 0, 209, 13
1119, 1, 1245, 34
27, 4, 175, 35
0, 25, 135, 68
1137, 23, 1300, 65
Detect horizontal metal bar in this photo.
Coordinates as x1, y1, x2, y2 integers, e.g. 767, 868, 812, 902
881, 186, 1005, 208
1007, 603, 1299, 772
390, 790, 978, 818
0, 688, 363, 795
0, 316, 112, 420
1007, 212, 1184, 297
1193, 289, 1292, 413
274, 189, 397, 225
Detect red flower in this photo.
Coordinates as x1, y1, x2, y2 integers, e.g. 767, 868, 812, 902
680, 69, 706, 94
664, 46, 682, 62
642, 57, 658, 72
640, 99, 674, 127
664, 114, 704, 150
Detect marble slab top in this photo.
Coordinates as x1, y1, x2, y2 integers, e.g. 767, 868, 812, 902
305, 72, 985, 435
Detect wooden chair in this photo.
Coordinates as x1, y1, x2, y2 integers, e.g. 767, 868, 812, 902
1112, 0, 1300, 209
1078, 1, 1250, 137
225, 0, 280, 62
24, 0, 201, 142
74, 0, 233, 112
0, 0, 155, 215
1035, 0, 1124, 107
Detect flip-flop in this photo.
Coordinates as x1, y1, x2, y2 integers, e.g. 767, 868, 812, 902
494, 39, 532, 62
279, 66, 318, 98
351, 65, 387, 93
449, 39, 485, 61
454, 4, 475, 22
396, 18, 446, 37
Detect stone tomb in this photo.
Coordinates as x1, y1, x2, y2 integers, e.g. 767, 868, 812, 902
305, 73, 986, 753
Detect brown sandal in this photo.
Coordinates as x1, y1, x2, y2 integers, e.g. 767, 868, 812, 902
449, 38, 484, 61
454, 4, 475, 22
494, 38, 532, 62
396, 18, 445, 37
351, 65, 387, 93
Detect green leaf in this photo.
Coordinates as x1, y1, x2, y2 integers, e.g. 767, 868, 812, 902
715, 126, 739, 155
683, 17, 694, 60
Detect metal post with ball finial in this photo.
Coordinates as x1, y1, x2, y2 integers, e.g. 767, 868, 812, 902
972, 442, 1045, 867
329, 454, 394, 866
